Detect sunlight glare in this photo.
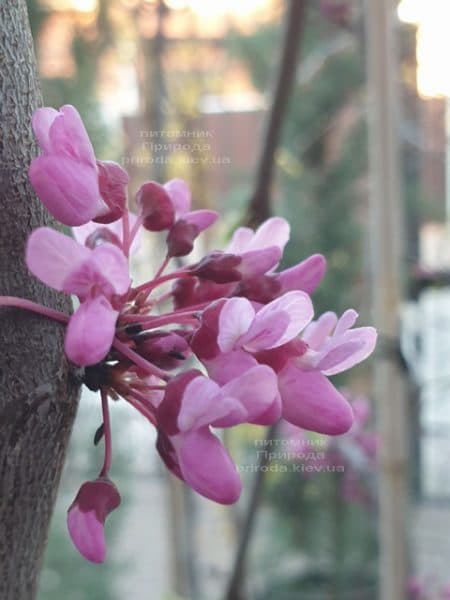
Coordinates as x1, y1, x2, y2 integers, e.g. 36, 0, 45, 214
398, 0, 450, 98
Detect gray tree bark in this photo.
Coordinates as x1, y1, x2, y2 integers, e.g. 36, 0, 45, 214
0, 2, 80, 598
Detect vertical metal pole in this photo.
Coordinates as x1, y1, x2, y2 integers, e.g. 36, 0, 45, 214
366, 1, 409, 599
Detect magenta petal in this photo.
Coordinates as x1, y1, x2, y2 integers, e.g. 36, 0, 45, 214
277, 254, 327, 294
279, 366, 354, 434
67, 507, 106, 563
239, 247, 282, 277
67, 478, 120, 564
65, 296, 117, 366
29, 155, 101, 226
183, 209, 218, 232
217, 365, 280, 425
26, 227, 90, 291
176, 429, 242, 504
32, 107, 59, 154
204, 350, 259, 385
50, 105, 96, 166
164, 178, 191, 215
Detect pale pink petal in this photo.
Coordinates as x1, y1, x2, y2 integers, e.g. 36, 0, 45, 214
319, 327, 377, 376
29, 155, 101, 226
217, 297, 255, 353
26, 227, 90, 291
240, 310, 291, 351
217, 365, 280, 426
91, 244, 130, 295
244, 291, 314, 350
67, 507, 105, 563
65, 297, 117, 366
239, 247, 282, 277
164, 178, 191, 216
177, 376, 236, 431
176, 429, 242, 504
302, 311, 338, 349
225, 226, 254, 253
279, 366, 354, 435
334, 309, 358, 336
277, 254, 327, 294
248, 217, 290, 252
50, 105, 96, 166
183, 209, 218, 232
32, 107, 59, 154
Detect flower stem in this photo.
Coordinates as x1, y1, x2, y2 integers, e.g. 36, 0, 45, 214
132, 270, 190, 295
0, 296, 69, 324
122, 210, 131, 258
112, 337, 171, 381
99, 389, 112, 478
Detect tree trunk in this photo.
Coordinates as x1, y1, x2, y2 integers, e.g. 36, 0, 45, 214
0, 3, 80, 599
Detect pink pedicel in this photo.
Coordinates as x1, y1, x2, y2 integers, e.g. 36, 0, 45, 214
1, 104, 377, 561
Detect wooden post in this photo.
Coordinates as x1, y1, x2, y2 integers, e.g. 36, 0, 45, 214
365, 1, 409, 599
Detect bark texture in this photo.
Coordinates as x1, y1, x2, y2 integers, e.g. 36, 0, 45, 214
0, 3, 80, 598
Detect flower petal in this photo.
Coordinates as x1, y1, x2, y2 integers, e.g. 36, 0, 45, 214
32, 107, 59, 154
239, 247, 282, 277
277, 254, 326, 294
177, 376, 231, 432
225, 226, 253, 254
164, 178, 191, 216
49, 105, 96, 166
29, 155, 101, 226
244, 291, 314, 350
176, 429, 242, 504
67, 507, 106, 563
279, 366, 354, 434
65, 296, 117, 366
217, 297, 255, 353
183, 209, 218, 232
26, 227, 90, 291
91, 244, 130, 296
319, 327, 377, 376
217, 365, 280, 426
334, 309, 359, 336
248, 217, 290, 252
302, 311, 338, 350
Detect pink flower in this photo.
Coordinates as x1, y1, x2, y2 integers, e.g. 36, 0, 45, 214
191, 292, 314, 385
136, 178, 218, 256
29, 105, 128, 226
273, 310, 377, 434
26, 227, 130, 365
67, 478, 121, 563
156, 365, 280, 503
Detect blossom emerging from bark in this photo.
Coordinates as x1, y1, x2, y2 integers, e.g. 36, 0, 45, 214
0, 104, 378, 563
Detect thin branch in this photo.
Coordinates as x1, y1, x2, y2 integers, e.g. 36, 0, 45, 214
245, 0, 308, 227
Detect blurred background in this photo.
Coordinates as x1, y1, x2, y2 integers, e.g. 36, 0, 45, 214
27, 0, 450, 598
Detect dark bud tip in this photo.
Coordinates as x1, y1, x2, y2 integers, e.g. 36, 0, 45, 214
94, 422, 105, 446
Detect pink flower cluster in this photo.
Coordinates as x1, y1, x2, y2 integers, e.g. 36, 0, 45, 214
3, 105, 377, 563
